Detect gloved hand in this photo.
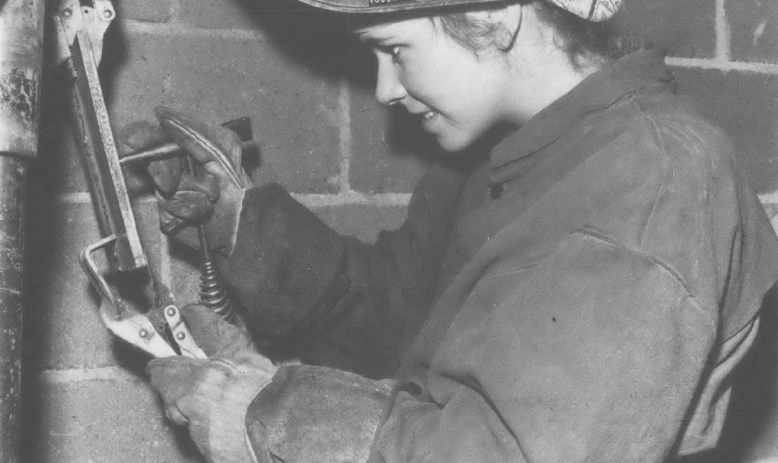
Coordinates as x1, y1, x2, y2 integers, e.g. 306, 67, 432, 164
119, 106, 252, 257
147, 304, 277, 463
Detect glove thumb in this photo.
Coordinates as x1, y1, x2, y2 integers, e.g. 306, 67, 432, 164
155, 106, 249, 189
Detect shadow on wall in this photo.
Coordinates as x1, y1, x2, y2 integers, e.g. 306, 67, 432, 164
232, 0, 372, 85
232, 0, 449, 163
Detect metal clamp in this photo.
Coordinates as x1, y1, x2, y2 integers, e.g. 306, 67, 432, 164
54, 0, 115, 66
163, 305, 207, 359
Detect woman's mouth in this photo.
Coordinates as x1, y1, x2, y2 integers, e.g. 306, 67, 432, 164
421, 111, 438, 128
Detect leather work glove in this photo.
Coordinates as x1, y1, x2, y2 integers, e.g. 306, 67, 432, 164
119, 106, 251, 257
147, 304, 277, 463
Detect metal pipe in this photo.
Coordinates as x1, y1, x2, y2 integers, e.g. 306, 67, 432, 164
0, 158, 27, 463
118, 117, 255, 166
120, 139, 257, 166
0, 0, 46, 461
0, 0, 45, 158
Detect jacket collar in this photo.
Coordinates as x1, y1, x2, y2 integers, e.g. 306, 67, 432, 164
489, 48, 674, 185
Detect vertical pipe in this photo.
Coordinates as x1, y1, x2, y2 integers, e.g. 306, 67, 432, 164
0, 0, 45, 461
0, 158, 27, 463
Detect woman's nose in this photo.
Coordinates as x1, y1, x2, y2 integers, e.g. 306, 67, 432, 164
375, 59, 407, 106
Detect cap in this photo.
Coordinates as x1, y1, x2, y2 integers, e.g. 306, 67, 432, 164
295, 0, 622, 22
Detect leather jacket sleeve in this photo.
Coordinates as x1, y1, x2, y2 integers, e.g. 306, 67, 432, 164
217, 162, 469, 378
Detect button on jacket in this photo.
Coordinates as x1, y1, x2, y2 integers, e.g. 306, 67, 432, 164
216, 49, 778, 462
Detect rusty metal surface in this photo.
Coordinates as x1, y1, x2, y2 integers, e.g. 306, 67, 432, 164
0, 0, 45, 158
0, 1, 43, 461
0, 157, 27, 463
68, 32, 148, 272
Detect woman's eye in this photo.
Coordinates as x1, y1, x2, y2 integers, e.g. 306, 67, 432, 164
379, 45, 402, 60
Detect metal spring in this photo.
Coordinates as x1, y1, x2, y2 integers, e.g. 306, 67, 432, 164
199, 256, 234, 322
198, 227, 235, 323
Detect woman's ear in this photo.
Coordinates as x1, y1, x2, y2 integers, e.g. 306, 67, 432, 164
500, 1, 524, 31
491, 2, 527, 52
467, 2, 524, 51
498, 2, 524, 50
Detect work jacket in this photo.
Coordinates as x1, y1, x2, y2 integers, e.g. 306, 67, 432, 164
215, 49, 778, 462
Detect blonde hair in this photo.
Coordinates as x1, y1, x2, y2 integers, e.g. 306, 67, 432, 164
437, 0, 630, 69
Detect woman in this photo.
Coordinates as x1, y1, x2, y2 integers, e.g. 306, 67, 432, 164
135, 0, 778, 462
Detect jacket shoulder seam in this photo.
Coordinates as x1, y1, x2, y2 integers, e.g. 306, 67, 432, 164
574, 225, 717, 329
629, 113, 672, 247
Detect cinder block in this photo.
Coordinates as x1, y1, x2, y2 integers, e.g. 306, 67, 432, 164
170, 240, 204, 311
24, 201, 165, 371
40, 24, 346, 195
612, 0, 716, 58
671, 68, 778, 194
115, 0, 174, 23
180, 0, 331, 29
106, 28, 343, 194
24, 377, 203, 462
315, 203, 408, 242
350, 85, 436, 194
727, 0, 778, 64
180, 0, 260, 30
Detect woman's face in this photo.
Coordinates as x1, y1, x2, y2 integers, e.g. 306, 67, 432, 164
355, 16, 514, 152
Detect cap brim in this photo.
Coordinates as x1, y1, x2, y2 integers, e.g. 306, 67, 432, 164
296, 0, 502, 14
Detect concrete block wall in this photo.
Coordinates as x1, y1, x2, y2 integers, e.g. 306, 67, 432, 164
20, 0, 778, 461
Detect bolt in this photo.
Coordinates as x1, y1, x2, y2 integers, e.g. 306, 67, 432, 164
166, 307, 177, 317
62, 8, 72, 18
103, 9, 113, 19
176, 332, 186, 341
139, 329, 148, 338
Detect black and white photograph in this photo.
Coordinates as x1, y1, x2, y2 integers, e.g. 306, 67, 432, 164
1, 0, 778, 461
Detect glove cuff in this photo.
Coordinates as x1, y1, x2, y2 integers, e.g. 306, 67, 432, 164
245, 365, 394, 463
217, 184, 350, 338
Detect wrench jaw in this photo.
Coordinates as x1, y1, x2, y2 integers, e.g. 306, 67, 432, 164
98, 299, 177, 358
81, 235, 206, 359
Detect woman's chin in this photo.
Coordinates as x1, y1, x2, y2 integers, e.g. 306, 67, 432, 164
434, 133, 474, 153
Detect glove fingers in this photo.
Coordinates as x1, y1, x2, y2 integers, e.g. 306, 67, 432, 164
158, 208, 188, 238
158, 191, 213, 223
180, 304, 252, 357
149, 157, 184, 196
165, 403, 189, 426
118, 120, 171, 151
179, 173, 220, 202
